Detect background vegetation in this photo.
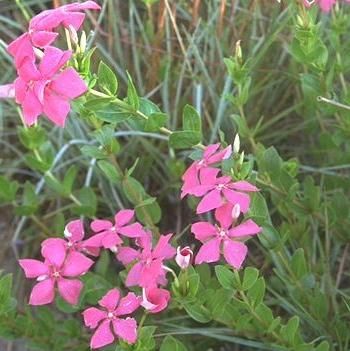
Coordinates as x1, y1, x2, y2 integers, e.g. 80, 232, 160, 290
0, 0, 349, 350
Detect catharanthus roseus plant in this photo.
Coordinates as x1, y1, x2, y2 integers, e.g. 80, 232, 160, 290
0, 1, 349, 351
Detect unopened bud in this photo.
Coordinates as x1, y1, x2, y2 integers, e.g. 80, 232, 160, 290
175, 246, 193, 269
80, 31, 87, 52
232, 204, 241, 220
235, 40, 242, 64
233, 134, 240, 154
68, 25, 79, 45
110, 246, 118, 253
239, 150, 245, 165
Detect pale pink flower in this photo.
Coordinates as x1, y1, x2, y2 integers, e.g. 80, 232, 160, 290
19, 239, 93, 305
84, 210, 146, 253
117, 233, 176, 288
41, 220, 100, 256
0, 84, 15, 98
304, 0, 350, 12
141, 287, 170, 314
14, 46, 87, 126
181, 143, 232, 198
83, 288, 140, 349
191, 216, 261, 269
183, 167, 258, 214
7, 1, 100, 66
175, 246, 193, 269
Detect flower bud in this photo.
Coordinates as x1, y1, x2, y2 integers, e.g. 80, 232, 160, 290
80, 31, 87, 52
231, 204, 241, 220
68, 25, 79, 45
175, 246, 193, 269
235, 40, 242, 64
141, 287, 170, 314
233, 134, 240, 154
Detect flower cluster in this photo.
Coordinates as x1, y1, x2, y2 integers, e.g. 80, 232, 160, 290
304, 0, 350, 12
182, 142, 262, 269
19, 210, 176, 349
1, 1, 100, 126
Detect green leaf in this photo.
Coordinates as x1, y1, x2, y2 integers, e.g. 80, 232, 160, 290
0, 176, 19, 202
215, 265, 236, 290
134, 326, 157, 351
160, 336, 188, 351
15, 182, 39, 216
280, 316, 300, 345
98, 61, 118, 95
18, 126, 46, 150
45, 174, 67, 197
183, 104, 201, 132
122, 176, 146, 204
135, 197, 162, 225
315, 341, 330, 351
81, 145, 108, 159
144, 112, 167, 132
98, 160, 122, 183
169, 131, 201, 149
242, 267, 259, 291
73, 187, 97, 217
126, 71, 139, 109
62, 165, 78, 196
183, 302, 211, 323
291, 248, 307, 280
247, 277, 265, 308
94, 103, 132, 124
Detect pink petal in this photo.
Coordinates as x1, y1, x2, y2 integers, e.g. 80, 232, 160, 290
30, 10, 65, 31
125, 262, 143, 287
115, 209, 134, 227
62, 251, 94, 277
63, 1, 101, 11
191, 222, 217, 242
223, 240, 248, 269
7, 33, 35, 66
99, 288, 120, 311
222, 188, 250, 213
196, 189, 222, 214
195, 238, 221, 265
17, 57, 41, 81
65, 219, 84, 242
41, 239, 67, 268
50, 68, 87, 99
139, 259, 163, 288
101, 233, 123, 249
113, 318, 138, 344
141, 287, 170, 314
82, 233, 105, 248
30, 31, 58, 47
199, 167, 220, 185
207, 145, 232, 164
0, 84, 15, 99
186, 184, 214, 197
91, 219, 113, 233
118, 223, 145, 238
115, 293, 140, 316
116, 247, 140, 265
90, 320, 114, 349
19, 259, 48, 278
230, 181, 259, 192
215, 203, 235, 229
41, 237, 66, 248
203, 143, 220, 159
22, 89, 43, 126
82, 307, 107, 329
39, 47, 72, 77
61, 12, 86, 30
14, 78, 26, 103
29, 279, 55, 305
152, 234, 176, 260
57, 278, 83, 305
228, 219, 262, 238
42, 90, 70, 127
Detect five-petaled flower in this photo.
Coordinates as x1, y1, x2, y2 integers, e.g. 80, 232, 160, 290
84, 209, 146, 253
191, 216, 261, 269
19, 239, 93, 305
117, 233, 176, 288
83, 288, 140, 349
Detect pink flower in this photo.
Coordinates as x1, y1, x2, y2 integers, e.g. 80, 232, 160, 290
183, 167, 258, 214
19, 239, 93, 305
141, 287, 170, 314
117, 233, 176, 288
304, 0, 350, 12
7, 2, 100, 66
83, 288, 140, 349
191, 216, 261, 269
29, 1, 101, 33
41, 220, 100, 256
175, 246, 193, 269
84, 210, 146, 253
14, 46, 87, 126
181, 143, 232, 198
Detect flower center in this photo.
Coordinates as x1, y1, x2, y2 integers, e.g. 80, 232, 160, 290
216, 183, 226, 191
218, 228, 227, 239
67, 241, 74, 248
52, 271, 60, 278
107, 312, 115, 319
